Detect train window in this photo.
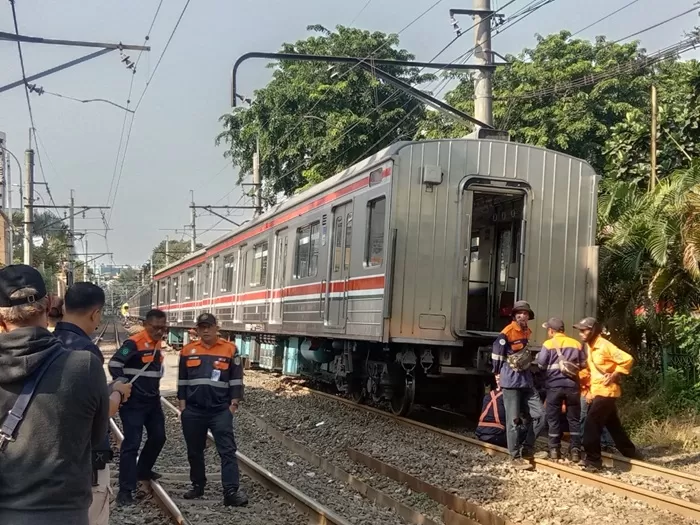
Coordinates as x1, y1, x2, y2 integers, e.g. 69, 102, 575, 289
212, 256, 221, 295
170, 277, 179, 303
345, 213, 352, 270
159, 281, 167, 305
222, 254, 236, 292
294, 222, 320, 279
186, 271, 195, 300
333, 216, 343, 272
203, 263, 211, 296
251, 242, 268, 287
369, 168, 383, 187
470, 235, 480, 263
365, 197, 386, 267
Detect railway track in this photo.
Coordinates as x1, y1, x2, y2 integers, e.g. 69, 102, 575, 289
299, 384, 700, 522
104, 321, 352, 525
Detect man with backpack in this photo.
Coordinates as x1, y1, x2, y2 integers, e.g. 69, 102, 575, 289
536, 318, 587, 462
0, 265, 110, 525
491, 300, 545, 469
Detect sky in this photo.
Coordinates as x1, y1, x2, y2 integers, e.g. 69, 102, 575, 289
1, 0, 698, 267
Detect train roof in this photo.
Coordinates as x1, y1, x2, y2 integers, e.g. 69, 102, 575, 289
153, 138, 596, 280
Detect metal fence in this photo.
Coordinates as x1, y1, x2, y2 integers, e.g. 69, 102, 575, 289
662, 349, 699, 384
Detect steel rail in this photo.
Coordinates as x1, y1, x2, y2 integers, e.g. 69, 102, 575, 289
91, 322, 110, 344
160, 397, 353, 525
110, 420, 191, 525
304, 388, 700, 522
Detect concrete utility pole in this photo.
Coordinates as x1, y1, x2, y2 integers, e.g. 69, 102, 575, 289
650, 84, 658, 192
472, 0, 494, 128
23, 147, 34, 265
165, 235, 170, 264
68, 190, 75, 283
253, 137, 262, 217
189, 190, 197, 253
84, 238, 89, 281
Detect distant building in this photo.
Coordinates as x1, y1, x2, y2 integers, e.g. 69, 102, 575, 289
98, 264, 133, 279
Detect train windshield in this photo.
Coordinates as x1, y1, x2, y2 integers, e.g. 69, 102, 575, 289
465, 190, 525, 333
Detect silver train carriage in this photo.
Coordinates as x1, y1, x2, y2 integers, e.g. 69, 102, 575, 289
149, 138, 598, 415
125, 284, 155, 321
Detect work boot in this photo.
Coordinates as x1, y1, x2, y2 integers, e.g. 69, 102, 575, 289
224, 488, 249, 507
116, 491, 136, 506
570, 449, 581, 464
511, 458, 534, 471
549, 449, 560, 461
533, 451, 549, 459
183, 485, 205, 500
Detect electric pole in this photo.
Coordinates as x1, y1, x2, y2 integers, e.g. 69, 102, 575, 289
23, 146, 34, 265
190, 190, 197, 253
472, 0, 493, 128
84, 238, 89, 281
165, 235, 170, 264
650, 84, 658, 192
253, 137, 262, 217
68, 190, 75, 283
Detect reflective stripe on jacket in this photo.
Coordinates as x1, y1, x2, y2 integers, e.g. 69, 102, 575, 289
108, 330, 164, 400
491, 321, 533, 389
578, 336, 633, 398
177, 338, 243, 412
536, 332, 585, 389
475, 390, 506, 441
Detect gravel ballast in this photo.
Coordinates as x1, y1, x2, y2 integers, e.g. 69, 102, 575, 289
242, 370, 700, 525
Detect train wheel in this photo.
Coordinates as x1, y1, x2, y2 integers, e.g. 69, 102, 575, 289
390, 376, 415, 416
349, 387, 366, 404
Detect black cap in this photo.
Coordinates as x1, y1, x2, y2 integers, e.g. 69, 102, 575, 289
0, 265, 47, 307
196, 313, 217, 326
542, 317, 565, 332
573, 317, 597, 330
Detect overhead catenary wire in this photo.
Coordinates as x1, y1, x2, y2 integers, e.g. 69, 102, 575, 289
349, 0, 374, 25
610, 5, 700, 45
570, 0, 642, 38
106, 0, 191, 228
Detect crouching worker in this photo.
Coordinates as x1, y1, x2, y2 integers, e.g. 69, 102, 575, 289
475, 388, 506, 447
491, 300, 545, 470
178, 313, 248, 506
575, 317, 639, 471
536, 318, 586, 462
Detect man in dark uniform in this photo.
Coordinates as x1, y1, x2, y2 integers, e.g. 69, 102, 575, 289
54, 282, 132, 525
177, 313, 247, 506
108, 309, 168, 505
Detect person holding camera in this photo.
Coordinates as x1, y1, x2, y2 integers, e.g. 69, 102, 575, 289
574, 317, 638, 471
491, 300, 545, 469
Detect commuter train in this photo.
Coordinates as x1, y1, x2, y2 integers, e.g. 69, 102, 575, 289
126, 138, 598, 416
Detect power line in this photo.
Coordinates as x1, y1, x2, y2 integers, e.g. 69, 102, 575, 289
570, 0, 641, 38
350, 0, 374, 25
133, 0, 193, 113
9, 0, 36, 134
106, 0, 190, 227
610, 5, 700, 44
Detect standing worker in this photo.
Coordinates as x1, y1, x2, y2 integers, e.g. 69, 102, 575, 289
574, 317, 639, 471
54, 282, 132, 525
536, 318, 586, 462
177, 313, 248, 507
109, 309, 168, 505
491, 300, 545, 469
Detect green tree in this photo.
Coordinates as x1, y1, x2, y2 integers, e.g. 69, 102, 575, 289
419, 31, 650, 175
216, 25, 433, 199
151, 239, 203, 272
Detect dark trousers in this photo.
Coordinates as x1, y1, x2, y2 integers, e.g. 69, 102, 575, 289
181, 407, 240, 493
582, 396, 636, 467
119, 399, 167, 492
501, 387, 545, 458
545, 387, 581, 451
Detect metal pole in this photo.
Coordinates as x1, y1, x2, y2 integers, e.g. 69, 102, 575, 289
473, 0, 494, 128
165, 235, 170, 265
23, 148, 34, 266
650, 84, 658, 192
253, 137, 262, 216
6, 150, 13, 263
190, 190, 196, 252
150, 257, 154, 281
84, 238, 89, 281
68, 190, 75, 286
